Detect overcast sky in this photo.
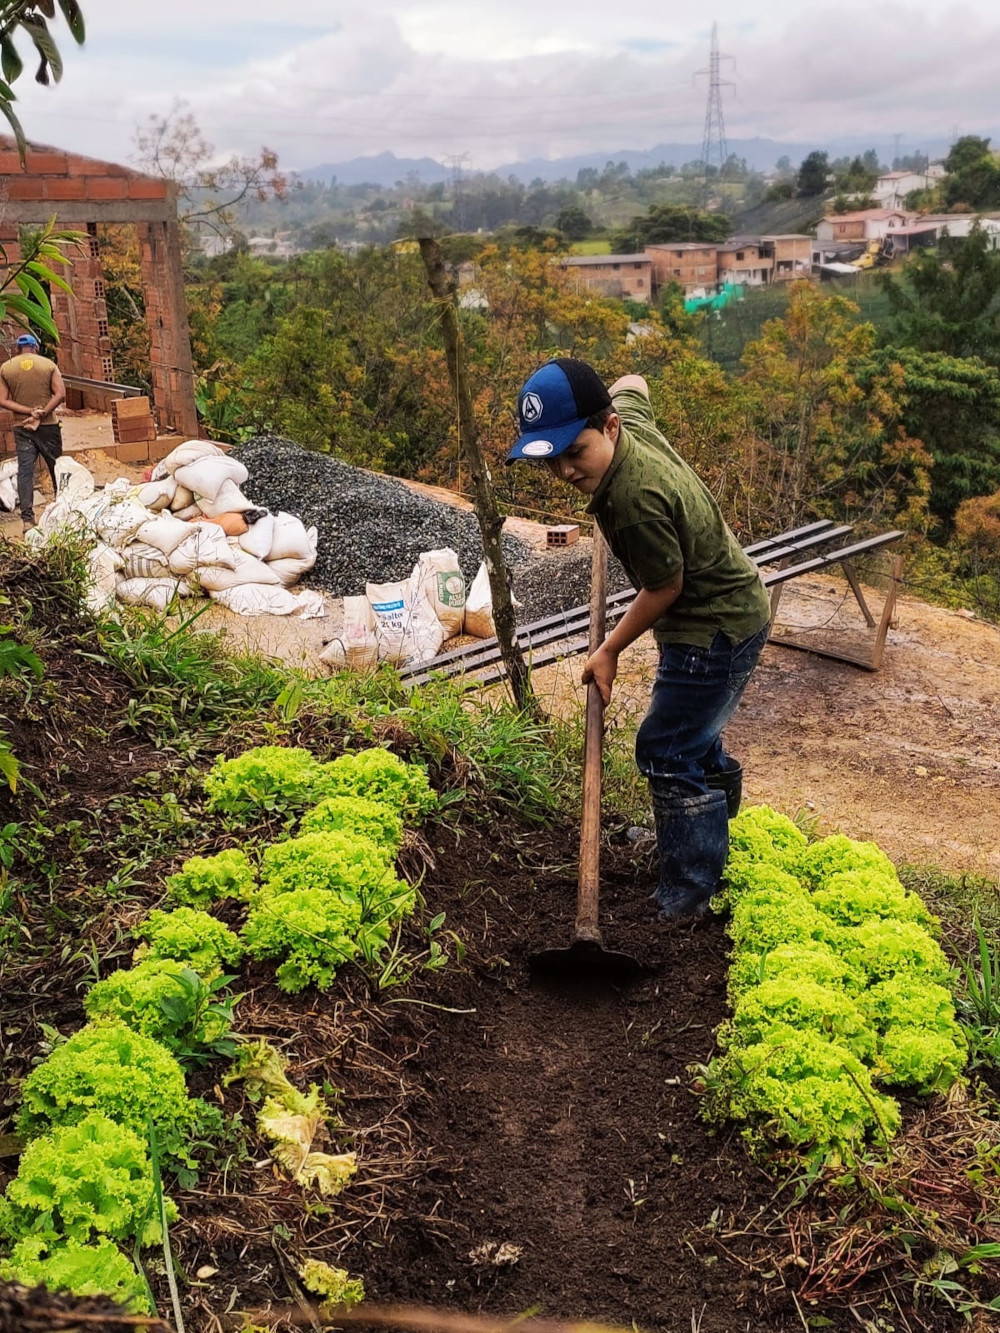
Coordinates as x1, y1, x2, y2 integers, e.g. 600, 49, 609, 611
8, 1, 1000, 172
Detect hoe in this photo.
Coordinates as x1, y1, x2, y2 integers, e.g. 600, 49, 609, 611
530, 528, 644, 984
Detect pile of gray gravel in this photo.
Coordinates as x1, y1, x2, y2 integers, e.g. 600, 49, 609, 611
233, 435, 534, 597
510, 546, 633, 625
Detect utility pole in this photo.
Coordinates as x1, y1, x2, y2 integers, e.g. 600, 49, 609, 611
893, 132, 903, 168
695, 22, 735, 210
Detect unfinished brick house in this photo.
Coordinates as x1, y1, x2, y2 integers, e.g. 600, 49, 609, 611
560, 253, 653, 299
645, 243, 720, 295
0, 136, 198, 452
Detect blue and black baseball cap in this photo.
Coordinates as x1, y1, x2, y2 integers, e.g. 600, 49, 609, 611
507, 357, 612, 463
15, 333, 39, 348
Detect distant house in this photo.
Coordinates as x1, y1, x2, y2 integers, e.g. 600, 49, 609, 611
759, 235, 813, 281
872, 165, 946, 208
560, 253, 653, 299
815, 209, 914, 243
887, 213, 1000, 254
644, 243, 720, 296
717, 238, 774, 287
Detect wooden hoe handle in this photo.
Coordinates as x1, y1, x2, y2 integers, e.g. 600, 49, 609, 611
575, 528, 608, 943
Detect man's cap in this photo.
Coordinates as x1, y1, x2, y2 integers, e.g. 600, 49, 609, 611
15, 333, 39, 348
507, 357, 612, 463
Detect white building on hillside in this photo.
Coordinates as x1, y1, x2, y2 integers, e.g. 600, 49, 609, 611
872, 165, 946, 208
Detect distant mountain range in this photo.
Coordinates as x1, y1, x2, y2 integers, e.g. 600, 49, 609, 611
298, 136, 955, 188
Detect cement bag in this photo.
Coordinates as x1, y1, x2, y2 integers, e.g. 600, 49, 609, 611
238, 512, 274, 559
170, 485, 195, 511
266, 552, 316, 587
267, 512, 315, 562
367, 578, 444, 666
152, 440, 224, 479
464, 562, 496, 639
120, 543, 172, 580
291, 589, 327, 619
319, 595, 378, 671
55, 456, 95, 505
168, 525, 237, 576
116, 577, 192, 611
210, 584, 301, 616
92, 494, 152, 547
196, 478, 253, 518
198, 511, 249, 537
412, 548, 466, 640
136, 513, 196, 556
194, 548, 282, 592
137, 478, 177, 511
84, 541, 123, 613
173, 503, 202, 521
174, 455, 249, 500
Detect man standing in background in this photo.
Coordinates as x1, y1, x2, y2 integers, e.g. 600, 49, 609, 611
0, 333, 66, 534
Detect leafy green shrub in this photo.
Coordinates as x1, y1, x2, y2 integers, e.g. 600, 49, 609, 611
17, 1019, 193, 1144
322, 747, 437, 820
133, 907, 244, 977
203, 745, 334, 817
796, 834, 898, 889
841, 919, 950, 985
84, 960, 236, 1063
165, 848, 257, 908
726, 977, 876, 1062
300, 795, 404, 852
811, 869, 936, 929
715, 858, 805, 913
0, 1111, 173, 1246
727, 940, 857, 1004
728, 804, 807, 866
0, 1235, 150, 1312
262, 829, 394, 892
702, 1025, 901, 1157
876, 1024, 968, 1093
729, 886, 842, 955
242, 889, 364, 993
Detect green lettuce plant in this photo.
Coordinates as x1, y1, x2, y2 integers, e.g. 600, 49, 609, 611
242, 889, 364, 993
811, 869, 936, 929
724, 977, 876, 1062
0, 1235, 150, 1313
83, 959, 237, 1064
0, 1111, 173, 1247
133, 907, 244, 977
300, 794, 404, 852
727, 940, 857, 1005
840, 919, 950, 985
796, 834, 899, 889
203, 745, 335, 817
322, 748, 437, 820
16, 1019, 194, 1144
300, 1258, 365, 1307
261, 830, 396, 896
165, 848, 257, 908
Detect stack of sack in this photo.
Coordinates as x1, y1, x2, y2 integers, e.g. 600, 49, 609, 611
27, 442, 325, 619
320, 549, 504, 672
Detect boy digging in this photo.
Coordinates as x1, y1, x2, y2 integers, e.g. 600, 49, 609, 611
507, 357, 770, 919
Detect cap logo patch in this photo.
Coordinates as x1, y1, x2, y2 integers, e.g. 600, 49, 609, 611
521, 392, 543, 424
521, 439, 554, 457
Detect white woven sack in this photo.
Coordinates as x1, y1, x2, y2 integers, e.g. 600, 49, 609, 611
136, 514, 196, 557
210, 583, 301, 616
54, 456, 95, 505
267, 512, 315, 562
167, 526, 238, 576
194, 548, 282, 591
412, 548, 465, 639
265, 554, 315, 587
174, 456, 249, 501
463, 562, 496, 639
169, 485, 195, 511
120, 543, 172, 580
173, 503, 202, 521
320, 595, 377, 670
291, 589, 326, 619
196, 478, 254, 518
137, 478, 177, 511
367, 578, 444, 666
85, 542, 123, 613
116, 577, 192, 611
152, 440, 224, 479
93, 495, 152, 547
0, 474, 14, 512
237, 513, 274, 559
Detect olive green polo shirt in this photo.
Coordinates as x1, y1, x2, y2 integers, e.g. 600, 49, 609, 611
586, 388, 770, 647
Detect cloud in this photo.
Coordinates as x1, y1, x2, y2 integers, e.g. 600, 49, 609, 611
8, 1, 1000, 172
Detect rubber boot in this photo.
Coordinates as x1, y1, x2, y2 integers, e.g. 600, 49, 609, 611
705, 762, 743, 819
649, 777, 730, 919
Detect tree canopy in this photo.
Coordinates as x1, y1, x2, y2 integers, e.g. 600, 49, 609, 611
0, 1, 84, 151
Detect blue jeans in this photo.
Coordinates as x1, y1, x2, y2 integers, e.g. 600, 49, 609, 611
635, 623, 768, 916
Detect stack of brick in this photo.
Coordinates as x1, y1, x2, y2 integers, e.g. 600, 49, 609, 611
111, 396, 156, 460
0, 408, 15, 457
